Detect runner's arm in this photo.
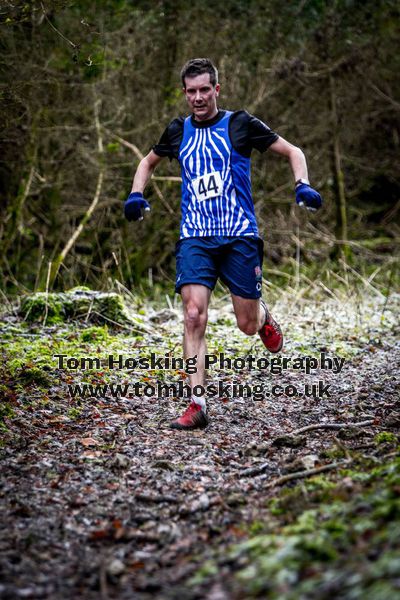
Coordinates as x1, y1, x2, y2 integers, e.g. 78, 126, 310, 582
268, 136, 309, 184
131, 150, 164, 193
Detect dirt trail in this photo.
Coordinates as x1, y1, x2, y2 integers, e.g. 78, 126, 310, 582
0, 292, 399, 599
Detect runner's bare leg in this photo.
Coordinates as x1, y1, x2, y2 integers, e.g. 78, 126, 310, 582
181, 284, 211, 392
231, 295, 265, 335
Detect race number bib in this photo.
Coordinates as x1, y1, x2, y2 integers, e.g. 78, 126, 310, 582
192, 171, 223, 201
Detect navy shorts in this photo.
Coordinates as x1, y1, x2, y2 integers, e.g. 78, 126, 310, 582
175, 236, 264, 299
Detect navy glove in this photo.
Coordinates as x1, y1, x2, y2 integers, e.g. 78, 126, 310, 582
295, 183, 322, 212
124, 192, 151, 222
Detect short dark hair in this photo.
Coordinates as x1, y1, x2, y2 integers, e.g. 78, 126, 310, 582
180, 58, 218, 88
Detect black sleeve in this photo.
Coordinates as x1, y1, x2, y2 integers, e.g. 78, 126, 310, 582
152, 117, 184, 161
229, 110, 279, 157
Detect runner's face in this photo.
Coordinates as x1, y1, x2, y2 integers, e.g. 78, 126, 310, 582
183, 73, 220, 121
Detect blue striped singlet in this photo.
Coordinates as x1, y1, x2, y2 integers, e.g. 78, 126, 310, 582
178, 111, 259, 239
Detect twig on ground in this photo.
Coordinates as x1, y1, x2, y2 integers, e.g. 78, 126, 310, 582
238, 462, 271, 478
99, 557, 109, 600
333, 436, 352, 460
264, 459, 352, 488
290, 419, 375, 436
135, 493, 180, 504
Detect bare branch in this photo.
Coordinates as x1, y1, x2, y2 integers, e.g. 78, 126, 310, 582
364, 79, 400, 111
104, 128, 175, 215
40, 2, 78, 49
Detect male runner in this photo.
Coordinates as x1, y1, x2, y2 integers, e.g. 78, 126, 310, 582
125, 58, 322, 430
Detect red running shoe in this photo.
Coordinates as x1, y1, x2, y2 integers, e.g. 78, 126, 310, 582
170, 401, 209, 430
259, 300, 283, 353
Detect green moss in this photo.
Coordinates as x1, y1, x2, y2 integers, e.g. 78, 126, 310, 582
20, 293, 64, 324
106, 142, 120, 153
19, 289, 136, 326
248, 520, 266, 535
267, 476, 337, 523
8, 358, 25, 374
319, 447, 346, 460
201, 457, 400, 598
0, 403, 15, 429
188, 562, 219, 586
0, 384, 11, 399
374, 431, 397, 445
80, 325, 109, 343
14, 366, 52, 386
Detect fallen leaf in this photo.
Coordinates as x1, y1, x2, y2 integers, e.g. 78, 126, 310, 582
80, 437, 100, 447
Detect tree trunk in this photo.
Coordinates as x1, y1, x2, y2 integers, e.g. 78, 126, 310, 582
329, 72, 351, 261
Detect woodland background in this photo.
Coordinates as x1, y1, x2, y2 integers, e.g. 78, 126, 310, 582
1, 4, 400, 599
1, 0, 399, 297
